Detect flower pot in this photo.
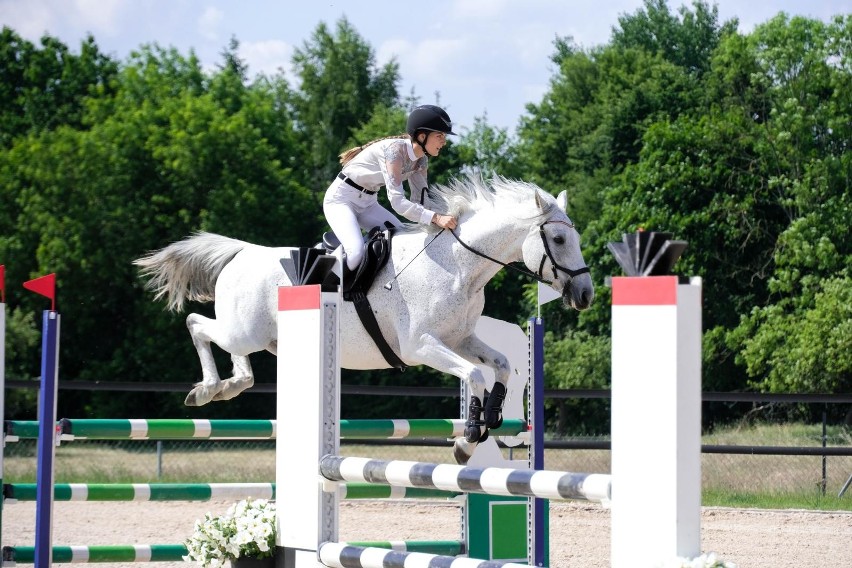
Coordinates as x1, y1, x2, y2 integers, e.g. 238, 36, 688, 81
230, 556, 275, 568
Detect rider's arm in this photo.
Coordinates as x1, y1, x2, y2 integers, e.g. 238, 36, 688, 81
382, 143, 435, 225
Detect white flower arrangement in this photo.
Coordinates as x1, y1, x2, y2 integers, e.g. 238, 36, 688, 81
656, 552, 737, 568
184, 498, 277, 568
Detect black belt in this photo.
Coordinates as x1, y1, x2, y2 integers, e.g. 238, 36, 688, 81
338, 172, 378, 194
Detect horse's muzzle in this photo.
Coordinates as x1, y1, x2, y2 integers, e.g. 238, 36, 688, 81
563, 280, 594, 310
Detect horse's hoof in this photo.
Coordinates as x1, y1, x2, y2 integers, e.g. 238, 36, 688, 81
453, 438, 475, 465
185, 383, 216, 406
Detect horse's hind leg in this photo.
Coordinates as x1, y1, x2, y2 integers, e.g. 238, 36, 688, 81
184, 313, 225, 406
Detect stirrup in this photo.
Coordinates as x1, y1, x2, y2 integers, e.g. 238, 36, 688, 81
464, 396, 487, 443
483, 382, 506, 429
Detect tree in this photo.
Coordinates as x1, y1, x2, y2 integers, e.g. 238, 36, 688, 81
0, 27, 118, 146
0, 39, 317, 419
455, 115, 521, 179
726, 15, 852, 394
611, 0, 735, 75
289, 18, 400, 194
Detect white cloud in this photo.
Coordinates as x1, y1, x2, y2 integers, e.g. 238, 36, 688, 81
449, 0, 513, 21
198, 6, 224, 41
0, 0, 124, 41
0, 0, 56, 40
70, 0, 123, 36
240, 39, 294, 77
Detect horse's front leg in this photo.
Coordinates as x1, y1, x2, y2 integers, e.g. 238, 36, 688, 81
455, 334, 512, 431
408, 334, 508, 465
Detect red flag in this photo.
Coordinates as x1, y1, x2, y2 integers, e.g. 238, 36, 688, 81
0, 264, 5, 303
23, 273, 56, 311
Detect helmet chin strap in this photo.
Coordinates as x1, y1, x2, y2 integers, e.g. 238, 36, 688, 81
415, 131, 436, 157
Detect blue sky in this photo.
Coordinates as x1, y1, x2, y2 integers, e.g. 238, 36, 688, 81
1, 1, 847, 133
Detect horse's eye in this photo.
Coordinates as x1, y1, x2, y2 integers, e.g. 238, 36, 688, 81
553, 235, 565, 245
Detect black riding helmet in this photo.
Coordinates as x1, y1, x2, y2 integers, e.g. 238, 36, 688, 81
407, 105, 456, 156
407, 104, 456, 136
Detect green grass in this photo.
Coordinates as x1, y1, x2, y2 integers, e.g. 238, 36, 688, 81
703, 422, 851, 446
703, 488, 851, 511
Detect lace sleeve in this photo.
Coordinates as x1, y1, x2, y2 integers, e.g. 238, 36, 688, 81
381, 143, 434, 225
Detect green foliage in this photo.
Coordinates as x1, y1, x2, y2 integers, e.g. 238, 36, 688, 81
455, 115, 521, 179
289, 18, 400, 192
612, 0, 737, 75
0, 27, 119, 146
1, 9, 849, 428
733, 277, 852, 392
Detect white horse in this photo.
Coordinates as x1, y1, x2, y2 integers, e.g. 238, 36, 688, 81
134, 175, 594, 463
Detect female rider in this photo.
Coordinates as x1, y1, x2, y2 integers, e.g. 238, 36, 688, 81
323, 104, 458, 275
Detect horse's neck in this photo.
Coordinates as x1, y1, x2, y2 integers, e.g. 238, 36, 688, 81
454, 212, 527, 284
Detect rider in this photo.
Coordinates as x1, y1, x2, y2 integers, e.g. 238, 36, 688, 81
323, 104, 459, 274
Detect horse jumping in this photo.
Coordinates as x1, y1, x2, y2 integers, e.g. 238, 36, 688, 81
133, 176, 594, 463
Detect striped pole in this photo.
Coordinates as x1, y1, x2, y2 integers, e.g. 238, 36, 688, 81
4, 483, 275, 502
343, 540, 464, 556
4, 418, 526, 441
4, 544, 187, 563
3, 542, 467, 564
3, 482, 455, 502
319, 456, 611, 502
318, 543, 534, 568
340, 418, 527, 439
339, 484, 458, 500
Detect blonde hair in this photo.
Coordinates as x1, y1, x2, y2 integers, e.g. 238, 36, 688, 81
339, 134, 409, 165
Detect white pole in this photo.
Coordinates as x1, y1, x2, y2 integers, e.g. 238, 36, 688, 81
611, 276, 702, 567
276, 284, 339, 568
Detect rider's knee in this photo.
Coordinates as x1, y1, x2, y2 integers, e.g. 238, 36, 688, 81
344, 245, 365, 271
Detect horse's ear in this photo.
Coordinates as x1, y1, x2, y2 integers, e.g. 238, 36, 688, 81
556, 190, 568, 212
535, 189, 547, 212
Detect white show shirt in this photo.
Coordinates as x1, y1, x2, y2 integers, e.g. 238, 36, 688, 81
340, 137, 434, 225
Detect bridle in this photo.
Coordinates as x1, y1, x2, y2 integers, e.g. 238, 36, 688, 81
449, 219, 590, 287
536, 220, 591, 282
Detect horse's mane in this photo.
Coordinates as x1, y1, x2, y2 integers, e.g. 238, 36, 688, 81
399, 174, 557, 235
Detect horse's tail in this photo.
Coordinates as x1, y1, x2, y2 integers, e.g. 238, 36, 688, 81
133, 232, 248, 312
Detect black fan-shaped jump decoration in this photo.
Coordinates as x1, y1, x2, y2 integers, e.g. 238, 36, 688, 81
607, 230, 687, 276
280, 247, 338, 291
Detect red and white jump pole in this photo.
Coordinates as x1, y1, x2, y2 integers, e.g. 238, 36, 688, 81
610, 275, 702, 567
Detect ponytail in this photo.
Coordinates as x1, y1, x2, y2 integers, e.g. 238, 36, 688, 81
339, 134, 410, 165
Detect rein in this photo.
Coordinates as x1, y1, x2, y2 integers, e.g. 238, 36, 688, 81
449, 220, 590, 286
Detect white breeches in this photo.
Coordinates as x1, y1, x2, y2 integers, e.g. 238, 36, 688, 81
323, 179, 400, 270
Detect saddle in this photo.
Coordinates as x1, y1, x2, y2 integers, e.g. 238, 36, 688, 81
322, 226, 392, 300
321, 226, 406, 371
